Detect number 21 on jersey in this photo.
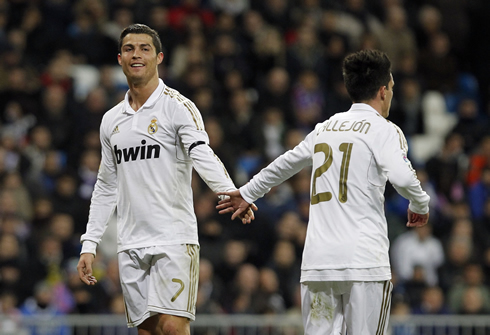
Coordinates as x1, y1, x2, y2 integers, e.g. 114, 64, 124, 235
311, 142, 353, 205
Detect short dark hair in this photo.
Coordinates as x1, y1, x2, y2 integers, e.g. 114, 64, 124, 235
119, 24, 163, 55
342, 49, 391, 102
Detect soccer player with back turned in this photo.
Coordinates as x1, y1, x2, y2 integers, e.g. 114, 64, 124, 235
77, 24, 255, 335
217, 49, 430, 335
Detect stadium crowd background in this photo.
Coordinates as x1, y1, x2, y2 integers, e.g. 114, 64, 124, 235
1, 0, 490, 326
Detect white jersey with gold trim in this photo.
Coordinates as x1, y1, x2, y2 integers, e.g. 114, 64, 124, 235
81, 79, 235, 254
240, 103, 430, 280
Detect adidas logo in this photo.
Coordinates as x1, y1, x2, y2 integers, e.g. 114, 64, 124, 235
111, 126, 120, 135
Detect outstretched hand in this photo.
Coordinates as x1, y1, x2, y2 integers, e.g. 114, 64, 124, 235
406, 209, 429, 228
217, 190, 258, 224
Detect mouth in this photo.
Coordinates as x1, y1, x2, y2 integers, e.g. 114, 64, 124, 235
131, 63, 145, 68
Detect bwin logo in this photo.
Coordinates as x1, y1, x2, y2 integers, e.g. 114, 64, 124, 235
114, 140, 161, 164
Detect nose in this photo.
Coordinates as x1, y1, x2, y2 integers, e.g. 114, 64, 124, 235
132, 48, 141, 58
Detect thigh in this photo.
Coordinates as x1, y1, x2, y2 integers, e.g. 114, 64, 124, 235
148, 244, 200, 320
343, 281, 393, 335
118, 244, 200, 328
301, 282, 345, 335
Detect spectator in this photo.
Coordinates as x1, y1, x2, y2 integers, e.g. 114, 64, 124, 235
196, 258, 223, 314
438, 237, 474, 293
412, 286, 451, 315
425, 132, 468, 204
267, 240, 300, 308
391, 224, 445, 287
223, 263, 260, 314
447, 263, 490, 314
418, 31, 459, 95
467, 135, 490, 187
451, 97, 488, 154
379, 5, 417, 72
255, 267, 286, 314
19, 281, 69, 335
291, 70, 326, 131
256, 67, 295, 127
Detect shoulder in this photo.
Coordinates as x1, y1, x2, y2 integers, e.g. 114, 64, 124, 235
101, 101, 123, 121
99, 101, 124, 133
162, 85, 193, 107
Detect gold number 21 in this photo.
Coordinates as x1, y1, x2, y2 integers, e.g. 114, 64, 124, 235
311, 142, 353, 205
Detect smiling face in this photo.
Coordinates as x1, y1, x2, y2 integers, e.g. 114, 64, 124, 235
118, 33, 163, 86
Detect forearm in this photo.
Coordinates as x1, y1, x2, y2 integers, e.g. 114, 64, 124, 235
190, 144, 236, 193
80, 175, 117, 255
241, 146, 311, 203
393, 182, 430, 214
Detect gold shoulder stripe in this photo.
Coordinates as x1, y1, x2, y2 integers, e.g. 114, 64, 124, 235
389, 122, 407, 152
164, 87, 204, 130
183, 101, 204, 131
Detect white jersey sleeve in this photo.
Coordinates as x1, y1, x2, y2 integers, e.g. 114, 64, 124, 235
373, 122, 429, 214
80, 112, 118, 255
240, 133, 314, 204
171, 99, 236, 193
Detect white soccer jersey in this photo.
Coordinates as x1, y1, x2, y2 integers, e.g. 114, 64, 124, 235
81, 79, 236, 254
240, 103, 430, 281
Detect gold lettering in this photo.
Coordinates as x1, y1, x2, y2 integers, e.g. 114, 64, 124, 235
339, 121, 349, 131
353, 120, 365, 132
360, 122, 371, 134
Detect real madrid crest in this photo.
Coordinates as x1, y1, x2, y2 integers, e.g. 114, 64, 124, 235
148, 118, 158, 134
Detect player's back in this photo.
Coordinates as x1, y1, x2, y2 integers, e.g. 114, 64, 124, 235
302, 104, 395, 271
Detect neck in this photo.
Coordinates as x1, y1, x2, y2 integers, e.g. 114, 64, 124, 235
362, 99, 384, 117
127, 76, 160, 111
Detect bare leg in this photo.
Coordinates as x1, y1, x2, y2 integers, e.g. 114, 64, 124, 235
138, 314, 190, 335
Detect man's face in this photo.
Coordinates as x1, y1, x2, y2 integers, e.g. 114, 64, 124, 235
381, 73, 394, 118
118, 33, 163, 84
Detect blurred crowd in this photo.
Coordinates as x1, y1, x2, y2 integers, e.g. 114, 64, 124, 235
1, 0, 490, 328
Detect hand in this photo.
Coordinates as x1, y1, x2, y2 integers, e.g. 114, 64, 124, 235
217, 190, 258, 224
406, 209, 429, 228
77, 253, 97, 285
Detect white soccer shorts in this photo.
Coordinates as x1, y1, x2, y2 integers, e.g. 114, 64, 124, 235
301, 280, 393, 335
118, 244, 200, 328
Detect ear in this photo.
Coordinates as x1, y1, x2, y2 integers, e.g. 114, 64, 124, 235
117, 54, 122, 66
157, 52, 164, 65
379, 86, 386, 101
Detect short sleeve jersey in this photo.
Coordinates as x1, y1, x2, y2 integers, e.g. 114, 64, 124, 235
81, 80, 235, 253
240, 103, 430, 280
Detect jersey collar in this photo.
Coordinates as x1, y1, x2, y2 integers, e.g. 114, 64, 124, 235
348, 103, 381, 116
122, 79, 165, 114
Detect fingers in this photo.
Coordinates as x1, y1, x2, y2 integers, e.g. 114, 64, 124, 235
231, 207, 246, 221
77, 256, 97, 285
406, 214, 428, 227
218, 207, 235, 215
216, 202, 232, 210
217, 198, 231, 206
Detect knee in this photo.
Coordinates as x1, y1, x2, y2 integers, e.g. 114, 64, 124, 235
158, 316, 190, 335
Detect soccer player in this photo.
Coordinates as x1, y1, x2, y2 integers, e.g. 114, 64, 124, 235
217, 49, 430, 334
77, 24, 255, 335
